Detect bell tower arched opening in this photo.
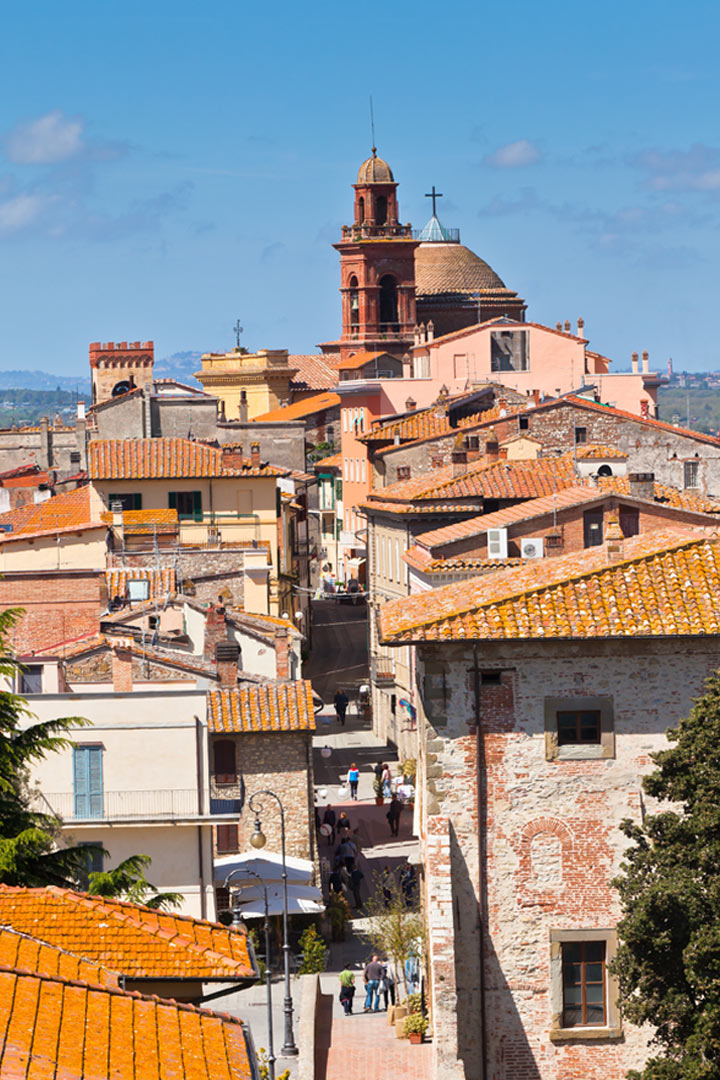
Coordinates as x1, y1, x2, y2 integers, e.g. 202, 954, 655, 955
349, 275, 359, 328
379, 275, 399, 330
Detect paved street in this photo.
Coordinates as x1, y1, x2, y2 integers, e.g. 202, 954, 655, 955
303, 598, 368, 706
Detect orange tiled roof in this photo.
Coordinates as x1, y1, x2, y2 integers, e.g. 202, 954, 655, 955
0, 886, 255, 980
314, 452, 342, 469
380, 530, 720, 642
359, 401, 515, 445
208, 679, 316, 733
404, 545, 523, 574
575, 443, 628, 459
0, 927, 120, 987
0, 486, 101, 543
336, 350, 391, 370
100, 507, 179, 532
0, 966, 255, 1080
253, 391, 340, 424
89, 438, 287, 479
289, 353, 340, 390
599, 476, 720, 514
105, 567, 177, 599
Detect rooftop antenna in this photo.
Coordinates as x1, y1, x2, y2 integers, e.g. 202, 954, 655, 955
233, 319, 243, 349
369, 96, 376, 152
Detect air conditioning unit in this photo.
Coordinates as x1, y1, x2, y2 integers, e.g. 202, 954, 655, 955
521, 537, 544, 559
487, 527, 508, 559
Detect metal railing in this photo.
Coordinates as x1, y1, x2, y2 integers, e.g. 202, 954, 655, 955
34, 789, 203, 822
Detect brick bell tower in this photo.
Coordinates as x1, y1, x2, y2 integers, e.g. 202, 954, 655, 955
320, 149, 419, 362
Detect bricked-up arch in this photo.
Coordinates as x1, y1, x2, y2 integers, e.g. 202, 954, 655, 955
515, 817, 574, 905
379, 275, 399, 330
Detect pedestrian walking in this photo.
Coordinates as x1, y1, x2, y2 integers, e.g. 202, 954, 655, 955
329, 866, 344, 895
338, 837, 356, 871
363, 954, 383, 1012
334, 688, 349, 725
401, 865, 416, 906
322, 805, 336, 846
336, 811, 351, 837
381, 762, 393, 798
339, 964, 356, 1015
374, 760, 384, 781
379, 960, 396, 1010
381, 865, 393, 907
386, 793, 402, 837
347, 762, 360, 800
350, 866, 364, 909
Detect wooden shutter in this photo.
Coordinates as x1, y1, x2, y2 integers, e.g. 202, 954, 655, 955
216, 824, 239, 854
168, 491, 177, 511
74, 746, 103, 819
192, 491, 203, 522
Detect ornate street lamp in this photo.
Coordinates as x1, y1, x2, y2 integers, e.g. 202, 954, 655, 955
247, 790, 298, 1057
225, 867, 275, 1080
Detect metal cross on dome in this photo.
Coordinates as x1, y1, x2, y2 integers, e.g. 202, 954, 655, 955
425, 185, 443, 216
233, 319, 244, 348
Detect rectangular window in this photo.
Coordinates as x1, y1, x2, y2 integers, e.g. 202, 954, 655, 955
362, 458, 367, 483
169, 491, 202, 521
453, 354, 467, 379
20, 665, 42, 694
583, 509, 603, 548
77, 842, 104, 889
343, 410, 348, 432
557, 710, 601, 745
73, 745, 104, 819
562, 941, 606, 1027
214, 739, 237, 785
397, 466, 410, 481
216, 824, 239, 854
574, 427, 587, 445
396, 540, 401, 583
619, 506, 639, 538
684, 461, 699, 489
519, 416, 530, 431
490, 330, 529, 372
110, 493, 142, 512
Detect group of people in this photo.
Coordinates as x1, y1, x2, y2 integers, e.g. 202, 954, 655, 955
338, 954, 396, 1015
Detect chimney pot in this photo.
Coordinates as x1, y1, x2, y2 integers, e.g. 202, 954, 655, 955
642, 349, 649, 373
250, 441, 261, 467
631, 351, 639, 374
564, 320, 571, 332
215, 637, 240, 688
628, 472, 655, 499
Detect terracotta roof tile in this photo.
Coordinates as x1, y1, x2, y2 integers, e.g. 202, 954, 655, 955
0, 966, 255, 1080
105, 567, 177, 599
575, 443, 628, 459
101, 508, 179, 533
208, 680, 316, 733
380, 531, 720, 642
599, 476, 720, 514
0, 887, 255, 980
336, 350, 393, 371
359, 400, 517, 445
253, 392, 340, 424
0, 927, 120, 987
0, 487, 101, 544
404, 545, 523, 574
288, 353, 340, 390
89, 438, 286, 479
314, 452, 342, 469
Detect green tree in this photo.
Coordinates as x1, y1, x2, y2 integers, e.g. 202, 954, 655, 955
363, 871, 423, 999
88, 854, 183, 911
612, 674, 720, 1080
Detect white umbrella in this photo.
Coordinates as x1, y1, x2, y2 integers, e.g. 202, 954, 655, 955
213, 850, 313, 885
232, 882, 325, 918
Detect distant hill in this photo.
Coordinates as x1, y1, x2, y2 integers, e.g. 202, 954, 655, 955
0, 351, 203, 393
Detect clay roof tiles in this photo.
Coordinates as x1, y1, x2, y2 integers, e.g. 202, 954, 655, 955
89, 438, 287, 479
379, 531, 720, 643
208, 680, 316, 733
0, 486, 101, 543
0, 927, 120, 987
575, 443, 628, 459
288, 353, 340, 391
0, 966, 255, 1080
253, 391, 341, 424
0, 886, 255, 980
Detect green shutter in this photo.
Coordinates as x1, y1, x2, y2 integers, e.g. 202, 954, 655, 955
133, 493, 142, 510
193, 491, 203, 522
168, 491, 177, 511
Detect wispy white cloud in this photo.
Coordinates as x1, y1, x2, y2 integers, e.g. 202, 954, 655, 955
5, 110, 84, 165
484, 139, 541, 168
631, 144, 720, 192
0, 193, 56, 233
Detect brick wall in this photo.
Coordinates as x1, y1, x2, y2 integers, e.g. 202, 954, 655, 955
415, 636, 720, 1080
0, 571, 105, 655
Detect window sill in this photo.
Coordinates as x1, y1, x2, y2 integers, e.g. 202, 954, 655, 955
549, 1026, 622, 1043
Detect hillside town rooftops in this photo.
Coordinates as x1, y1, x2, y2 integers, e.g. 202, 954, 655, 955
208, 680, 316, 734
0, 965, 256, 1080
0, 486, 101, 543
379, 530, 720, 643
0, 886, 256, 980
89, 438, 288, 479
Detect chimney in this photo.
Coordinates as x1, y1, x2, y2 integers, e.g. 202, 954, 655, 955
484, 427, 499, 461
239, 390, 248, 423
204, 602, 227, 659
427, 320, 435, 342
631, 351, 639, 374
605, 513, 624, 563
250, 441, 261, 468
628, 472, 655, 500
640, 400, 650, 418
451, 433, 468, 475
642, 349, 649, 373
577, 316, 585, 336
275, 626, 290, 679
405, 396, 416, 412
221, 443, 244, 470
215, 637, 240, 688
112, 644, 133, 692
413, 325, 422, 346
556, 322, 562, 331
564, 320, 571, 333
533, 389, 540, 407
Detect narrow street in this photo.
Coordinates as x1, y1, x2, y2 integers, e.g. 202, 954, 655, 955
311, 701, 432, 1080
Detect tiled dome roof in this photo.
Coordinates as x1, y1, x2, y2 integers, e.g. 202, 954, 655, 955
415, 242, 507, 296
357, 150, 394, 184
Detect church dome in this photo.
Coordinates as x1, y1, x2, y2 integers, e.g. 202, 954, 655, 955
357, 149, 394, 184
415, 242, 507, 296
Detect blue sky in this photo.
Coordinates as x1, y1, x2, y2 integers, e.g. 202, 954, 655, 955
1, 0, 719, 375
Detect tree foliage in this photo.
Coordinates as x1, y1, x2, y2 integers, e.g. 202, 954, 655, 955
613, 674, 720, 1080
363, 870, 423, 998
87, 855, 184, 911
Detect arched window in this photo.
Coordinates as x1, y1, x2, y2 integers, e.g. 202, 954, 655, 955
357, 197, 365, 223
376, 195, 387, 226
214, 739, 236, 784
112, 380, 131, 397
597, 465, 613, 477
349, 275, 359, 328
379, 275, 399, 329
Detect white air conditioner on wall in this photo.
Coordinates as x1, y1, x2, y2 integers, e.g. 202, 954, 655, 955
487, 527, 508, 559
520, 537, 544, 559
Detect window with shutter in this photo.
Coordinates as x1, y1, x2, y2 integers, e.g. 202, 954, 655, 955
216, 824, 239, 854
73, 746, 104, 819
170, 491, 203, 521
214, 739, 237, 785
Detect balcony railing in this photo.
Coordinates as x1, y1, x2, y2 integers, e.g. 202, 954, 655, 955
34, 789, 209, 822
372, 656, 396, 683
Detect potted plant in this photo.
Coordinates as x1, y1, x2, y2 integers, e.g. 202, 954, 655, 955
401, 759, 417, 785
403, 1013, 428, 1044
373, 776, 384, 805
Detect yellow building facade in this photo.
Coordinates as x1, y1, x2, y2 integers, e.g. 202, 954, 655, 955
194, 348, 297, 421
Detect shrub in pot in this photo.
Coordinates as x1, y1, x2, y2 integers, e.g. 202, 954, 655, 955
403, 1013, 429, 1044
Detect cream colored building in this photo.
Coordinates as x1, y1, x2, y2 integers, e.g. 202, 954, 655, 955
194, 349, 297, 421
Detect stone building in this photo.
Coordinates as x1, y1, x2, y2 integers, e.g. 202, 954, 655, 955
90, 340, 155, 406
379, 530, 720, 1080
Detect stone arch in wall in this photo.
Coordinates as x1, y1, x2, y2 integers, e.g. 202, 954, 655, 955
515, 817, 574, 905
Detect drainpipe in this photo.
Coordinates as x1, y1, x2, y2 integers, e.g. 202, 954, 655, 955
472, 644, 488, 1080
196, 714, 208, 919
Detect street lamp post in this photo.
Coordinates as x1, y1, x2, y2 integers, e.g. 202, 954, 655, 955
248, 790, 298, 1057
224, 868, 275, 1080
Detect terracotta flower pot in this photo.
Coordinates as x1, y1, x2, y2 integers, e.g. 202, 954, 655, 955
409, 1033, 423, 1044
